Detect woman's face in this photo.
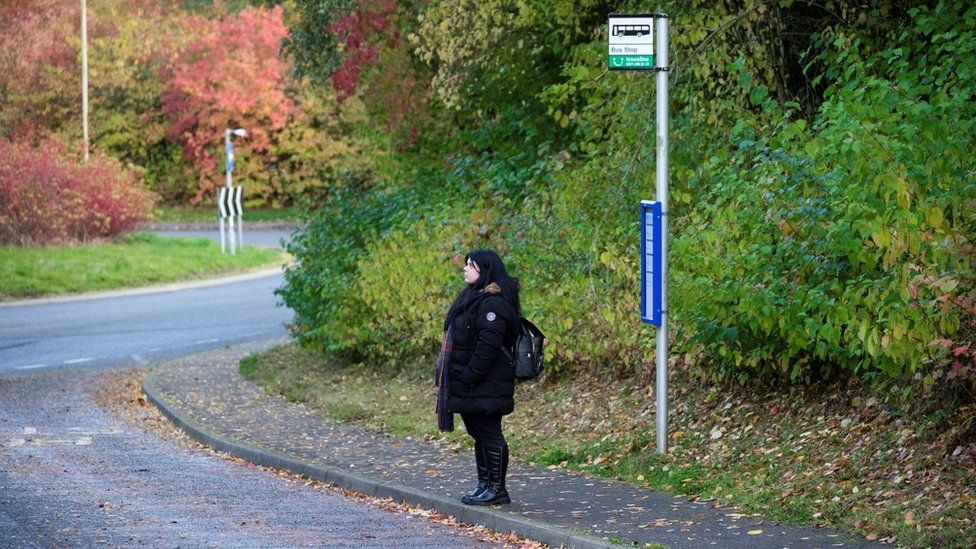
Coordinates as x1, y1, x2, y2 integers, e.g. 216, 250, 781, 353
462, 258, 480, 285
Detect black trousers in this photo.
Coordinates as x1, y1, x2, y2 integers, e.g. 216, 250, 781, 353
460, 413, 506, 448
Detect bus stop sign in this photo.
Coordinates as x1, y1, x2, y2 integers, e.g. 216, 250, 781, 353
608, 14, 655, 70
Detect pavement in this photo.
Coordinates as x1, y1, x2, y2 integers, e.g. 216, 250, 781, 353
143, 341, 885, 549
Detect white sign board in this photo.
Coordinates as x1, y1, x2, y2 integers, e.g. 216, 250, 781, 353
608, 14, 655, 70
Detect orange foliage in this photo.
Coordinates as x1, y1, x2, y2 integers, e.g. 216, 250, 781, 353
161, 5, 296, 203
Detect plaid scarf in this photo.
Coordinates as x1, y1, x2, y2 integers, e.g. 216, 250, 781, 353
434, 327, 455, 432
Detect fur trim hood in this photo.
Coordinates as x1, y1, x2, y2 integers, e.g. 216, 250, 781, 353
482, 282, 502, 295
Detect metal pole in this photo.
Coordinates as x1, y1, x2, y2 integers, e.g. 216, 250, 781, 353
228, 215, 236, 255
655, 15, 670, 455
225, 130, 237, 255
225, 129, 232, 188
220, 130, 229, 253
81, 0, 89, 162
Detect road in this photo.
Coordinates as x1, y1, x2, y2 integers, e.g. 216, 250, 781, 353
0, 230, 505, 548
0, 230, 292, 376
0, 359, 499, 548
0, 273, 289, 375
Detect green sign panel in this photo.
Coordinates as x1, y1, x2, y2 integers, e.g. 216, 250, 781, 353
609, 54, 654, 69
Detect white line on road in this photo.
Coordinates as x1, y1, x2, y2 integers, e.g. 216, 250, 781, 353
64, 358, 95, 364
193, 338, 220, 345
15, 364, 47, 370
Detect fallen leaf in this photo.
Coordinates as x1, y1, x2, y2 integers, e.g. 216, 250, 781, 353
747, 529, 763, 535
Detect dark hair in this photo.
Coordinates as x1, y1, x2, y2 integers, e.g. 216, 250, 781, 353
445, 249, 521, 332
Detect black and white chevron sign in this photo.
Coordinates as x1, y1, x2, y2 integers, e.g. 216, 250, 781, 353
217, 186, 243, 218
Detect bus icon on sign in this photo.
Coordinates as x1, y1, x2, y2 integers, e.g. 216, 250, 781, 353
613, 24, 650, 37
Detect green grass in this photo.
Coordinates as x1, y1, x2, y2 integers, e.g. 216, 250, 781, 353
239, 343, 976, 548
153, 206, 300, 222
0, 232, 287, 300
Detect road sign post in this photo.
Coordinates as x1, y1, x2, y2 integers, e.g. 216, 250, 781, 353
654, 15, 670, 455
221, 129, 247, 255
612, 13, 670, 454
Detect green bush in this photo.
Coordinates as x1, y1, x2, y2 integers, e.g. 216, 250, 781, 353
280, 1, 975, 391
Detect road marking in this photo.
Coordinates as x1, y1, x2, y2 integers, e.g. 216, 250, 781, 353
194, 338, 220, 345
64, 358, 94, 364
75, 437, 93, 446
9, 438, 25, 447
15, 364, 47, 370
24, 427, 37, 435
67, 427, 122, 435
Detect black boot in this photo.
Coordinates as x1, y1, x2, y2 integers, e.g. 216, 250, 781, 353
463, 444, 510, 506
461, 440, 489, 502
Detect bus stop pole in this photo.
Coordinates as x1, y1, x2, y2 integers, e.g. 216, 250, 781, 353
655, 15, 670, 455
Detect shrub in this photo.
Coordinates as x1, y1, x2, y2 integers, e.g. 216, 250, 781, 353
161, 5, 296, 204
280, 1, 975, 395
0, 137, 155, 246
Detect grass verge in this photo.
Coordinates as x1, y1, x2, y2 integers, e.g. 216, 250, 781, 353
153, 206, 300, 222
0, 232, 287, 300
240, 343, 976, 548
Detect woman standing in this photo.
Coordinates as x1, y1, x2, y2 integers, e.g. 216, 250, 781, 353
439, 249, 520, 506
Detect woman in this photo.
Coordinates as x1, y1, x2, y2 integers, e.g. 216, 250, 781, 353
441, 249, 520, 506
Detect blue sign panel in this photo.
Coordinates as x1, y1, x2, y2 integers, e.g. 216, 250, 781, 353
640, 200, 663, 326
226, 141, 235, 172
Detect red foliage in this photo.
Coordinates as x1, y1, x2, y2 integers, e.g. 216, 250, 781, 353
0, 137, 155, 245
330, 0, 396, 103
927, 262, 976, 393
329, 1, 428, 149
0, 0, 170, 141
0, 0, 81, 139
161, 5, 295, 202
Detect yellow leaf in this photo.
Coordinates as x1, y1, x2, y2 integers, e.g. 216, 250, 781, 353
927, 206, 944, 229
425, 469, 438, 475
747, 529, 763, 535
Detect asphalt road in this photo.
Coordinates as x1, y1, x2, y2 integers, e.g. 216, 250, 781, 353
0, 231, 291, 376
0, 356, 499, 548
0, 272, 290, 376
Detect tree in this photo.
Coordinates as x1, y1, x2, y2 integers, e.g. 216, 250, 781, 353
161, 5, 296, 202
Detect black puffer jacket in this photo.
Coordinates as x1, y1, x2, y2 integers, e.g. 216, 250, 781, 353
446, 283, 517, 416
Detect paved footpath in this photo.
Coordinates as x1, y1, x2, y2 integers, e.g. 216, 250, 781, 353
0, 340, 503, 548
143, 341, 885, 549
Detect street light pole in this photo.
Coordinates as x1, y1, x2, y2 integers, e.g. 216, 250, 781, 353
81, 0, 89, 162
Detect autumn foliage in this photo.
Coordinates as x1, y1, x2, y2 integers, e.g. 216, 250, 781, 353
0, 0, 88, 140
161, 6, 296, 203
0, 137, 155, 246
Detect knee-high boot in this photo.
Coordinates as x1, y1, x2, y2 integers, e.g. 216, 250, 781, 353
464, 443, 510, 506
462, 440, 489, 501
